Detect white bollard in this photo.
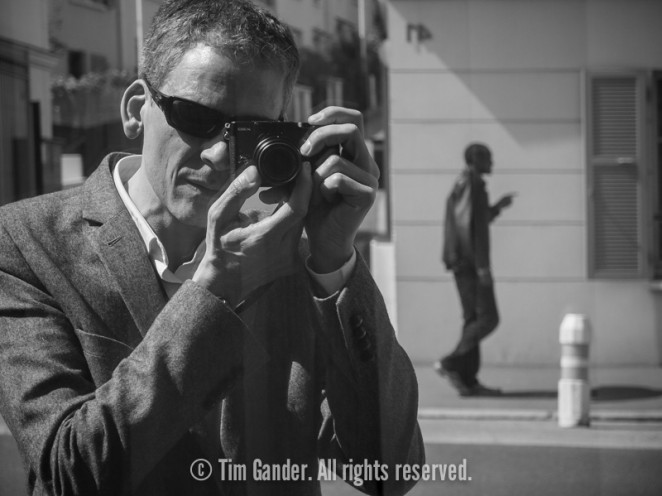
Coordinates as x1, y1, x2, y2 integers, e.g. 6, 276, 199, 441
558, 313, 592, 428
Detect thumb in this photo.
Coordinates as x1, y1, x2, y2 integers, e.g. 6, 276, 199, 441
207, 166, 261, 236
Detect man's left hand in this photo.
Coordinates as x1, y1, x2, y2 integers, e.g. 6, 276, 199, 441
299, 107, 380, 273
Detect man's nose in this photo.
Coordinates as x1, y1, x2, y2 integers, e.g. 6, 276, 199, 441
200, 133, 230, 171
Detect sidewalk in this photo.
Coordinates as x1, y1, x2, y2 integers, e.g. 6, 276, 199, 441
415, 363, 662, 423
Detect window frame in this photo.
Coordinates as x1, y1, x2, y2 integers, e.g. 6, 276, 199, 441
650, 71, 662, 279
585, 71, 648, 279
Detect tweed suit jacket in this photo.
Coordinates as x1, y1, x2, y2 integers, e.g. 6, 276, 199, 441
0, 153, 424, 496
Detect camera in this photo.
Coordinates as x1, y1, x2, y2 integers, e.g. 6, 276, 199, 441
223, 121, 337, 187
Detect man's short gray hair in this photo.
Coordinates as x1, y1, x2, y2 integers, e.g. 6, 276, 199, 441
140, 0, 300, 111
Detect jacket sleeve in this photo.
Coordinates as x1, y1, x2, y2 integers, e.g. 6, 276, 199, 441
471, 173, 492, 271
313, 252, 425, 496
488, 204, 502, 223
0, 222, 267, 495
442, 189, 458, 270
442, 173, 473, 271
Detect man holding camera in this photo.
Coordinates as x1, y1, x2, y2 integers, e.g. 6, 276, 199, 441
0, 1, 423, 495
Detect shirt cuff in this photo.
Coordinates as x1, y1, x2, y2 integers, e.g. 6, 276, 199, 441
306, 250, 357, 295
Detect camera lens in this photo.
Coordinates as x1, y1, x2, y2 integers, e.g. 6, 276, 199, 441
254, 139, 302, 186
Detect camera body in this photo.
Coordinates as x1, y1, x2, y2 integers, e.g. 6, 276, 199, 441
223, 121, 336, 187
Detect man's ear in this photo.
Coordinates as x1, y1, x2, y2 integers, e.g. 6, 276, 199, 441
121, 80, 147, 139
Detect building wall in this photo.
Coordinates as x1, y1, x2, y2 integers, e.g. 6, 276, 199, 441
0, 0, 49, 48
51, 0, 121, 70
386, 0, 662, 365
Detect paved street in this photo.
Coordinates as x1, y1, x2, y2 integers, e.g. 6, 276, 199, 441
3, 364, 662, 495
408, 440, 662, 496
320, 419, 662, 496
4, 417, 662, 495
415, 364, 662, 418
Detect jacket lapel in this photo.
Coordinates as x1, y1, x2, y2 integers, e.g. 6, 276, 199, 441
83, 153, 167, 338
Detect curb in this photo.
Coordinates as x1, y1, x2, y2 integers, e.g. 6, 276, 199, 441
589, 410, 662, 423
418, 408, 552, 421
418, 407, 662, 423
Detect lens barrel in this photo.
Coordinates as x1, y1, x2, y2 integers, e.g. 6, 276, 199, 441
254, 138, 302, 186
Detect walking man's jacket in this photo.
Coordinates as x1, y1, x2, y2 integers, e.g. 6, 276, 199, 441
442, 168, 499, 272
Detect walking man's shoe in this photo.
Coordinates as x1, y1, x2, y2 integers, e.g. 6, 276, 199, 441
463, 383, 503, 397
433, 360, 472, 396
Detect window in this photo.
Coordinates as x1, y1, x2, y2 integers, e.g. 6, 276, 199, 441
71, 0, 112, 9
288, 84, 312, 122
0, 41, 36, 204
335, 18, 356, 43
289, 27, 303, 47
312, 29, 331, 54
89, 53, 108, 73
68, 50, 86, 79
325, 77, 343, 107
587, 73, 646, 278
652, 71, 662, 278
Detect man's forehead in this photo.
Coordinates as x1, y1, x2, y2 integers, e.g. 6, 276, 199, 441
154, 48, 286, 119
163, 45, 285, 88
166, 45, 241, 79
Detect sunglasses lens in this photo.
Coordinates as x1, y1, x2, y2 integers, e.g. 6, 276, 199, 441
170, 100, 223, 138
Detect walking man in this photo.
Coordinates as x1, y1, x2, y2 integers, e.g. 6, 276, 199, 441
435, 143, 515, 396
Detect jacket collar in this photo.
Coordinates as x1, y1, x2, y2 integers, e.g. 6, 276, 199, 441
81, 152, 131, 224
82, 153, 167, 337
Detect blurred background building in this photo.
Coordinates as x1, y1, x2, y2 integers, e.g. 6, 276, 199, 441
382, 0, 662, 367
0, 0, 58, 205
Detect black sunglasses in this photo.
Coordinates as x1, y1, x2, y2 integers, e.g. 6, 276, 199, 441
144, 79, 234, 139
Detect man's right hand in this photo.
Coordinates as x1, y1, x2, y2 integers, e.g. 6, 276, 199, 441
495, 193, 516, 211
192, 164, 312, 307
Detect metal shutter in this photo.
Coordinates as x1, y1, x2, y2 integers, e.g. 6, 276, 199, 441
588, 74, 644, 277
